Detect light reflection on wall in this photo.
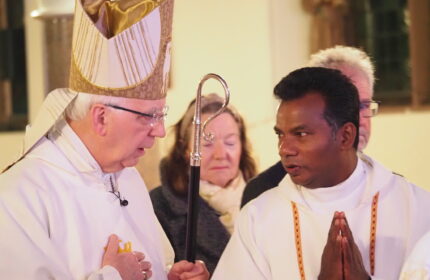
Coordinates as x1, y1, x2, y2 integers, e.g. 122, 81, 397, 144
44, 17, 73, 93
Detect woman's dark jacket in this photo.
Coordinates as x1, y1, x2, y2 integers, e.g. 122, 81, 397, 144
149, 162, 230, 275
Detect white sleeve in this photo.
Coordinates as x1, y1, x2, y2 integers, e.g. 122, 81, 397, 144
399, 266, 430, 280
0, 190, 71, 279
399, 232, 430, 280
0, 191, 125, 280
88, 266, 122, 280
211, 204, 270, 280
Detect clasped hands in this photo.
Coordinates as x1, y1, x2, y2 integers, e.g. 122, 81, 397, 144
102, 234, 209, 280
318, 211, 370, 280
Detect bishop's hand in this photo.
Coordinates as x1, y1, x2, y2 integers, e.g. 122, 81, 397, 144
168, 260, 209, 280
102, 234, 150, 280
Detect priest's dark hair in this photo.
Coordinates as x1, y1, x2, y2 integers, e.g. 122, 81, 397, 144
274, 67, 360, 149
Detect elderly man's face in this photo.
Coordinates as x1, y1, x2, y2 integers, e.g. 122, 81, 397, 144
337, 66, 373, 151
103, 98, 166, 172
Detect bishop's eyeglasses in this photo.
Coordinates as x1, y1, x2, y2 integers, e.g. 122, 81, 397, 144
359, 100, 381, 118
105, 104, 168, 127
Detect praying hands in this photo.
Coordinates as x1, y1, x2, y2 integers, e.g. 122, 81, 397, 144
318, 211, 370, 280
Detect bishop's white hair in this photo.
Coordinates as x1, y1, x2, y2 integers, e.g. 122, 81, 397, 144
309, 45, 375, 90
65, 92, 127, 121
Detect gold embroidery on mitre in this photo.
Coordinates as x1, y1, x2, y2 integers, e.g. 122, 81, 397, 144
69, 0, 173, 100
84, 0, 163, 38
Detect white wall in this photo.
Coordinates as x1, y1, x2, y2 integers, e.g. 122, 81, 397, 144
1, 0, 429, 191
161, 0, 312, 170
367, 108, 430, 189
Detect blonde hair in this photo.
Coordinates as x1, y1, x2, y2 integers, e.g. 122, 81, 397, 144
309, 45, 375, 90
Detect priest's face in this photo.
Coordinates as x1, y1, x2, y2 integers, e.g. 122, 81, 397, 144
198, 112, 242, 188
102, 98, 167, 172
275, 93, 352, 189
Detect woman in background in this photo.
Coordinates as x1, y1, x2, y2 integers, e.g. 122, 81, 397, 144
150, 93, 257, 274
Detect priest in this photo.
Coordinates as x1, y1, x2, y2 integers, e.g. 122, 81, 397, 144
212, 67, 430, 280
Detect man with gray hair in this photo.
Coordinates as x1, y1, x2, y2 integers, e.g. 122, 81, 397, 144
241, 45, 380, 207
0, 0, 208, 279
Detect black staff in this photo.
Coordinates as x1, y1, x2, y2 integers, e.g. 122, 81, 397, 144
185, 73, 230, 262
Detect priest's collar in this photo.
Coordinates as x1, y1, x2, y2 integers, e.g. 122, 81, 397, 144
290, 158, 367, 212
48, 118, 118, 191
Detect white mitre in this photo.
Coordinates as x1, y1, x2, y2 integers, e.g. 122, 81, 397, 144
3, 0, 174, 172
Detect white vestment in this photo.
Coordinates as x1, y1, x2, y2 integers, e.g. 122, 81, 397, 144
0, 120, 174, 279
400, 231, 430, 280
212, 156, 430, 280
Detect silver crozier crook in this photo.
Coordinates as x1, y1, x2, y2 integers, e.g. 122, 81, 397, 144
185, 73, 231, 262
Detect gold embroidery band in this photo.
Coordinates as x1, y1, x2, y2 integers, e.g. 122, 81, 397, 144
69, 0, 173, 100
291, 191, 380, 279
369, 192, 379, 276
292, 201, 306, 280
